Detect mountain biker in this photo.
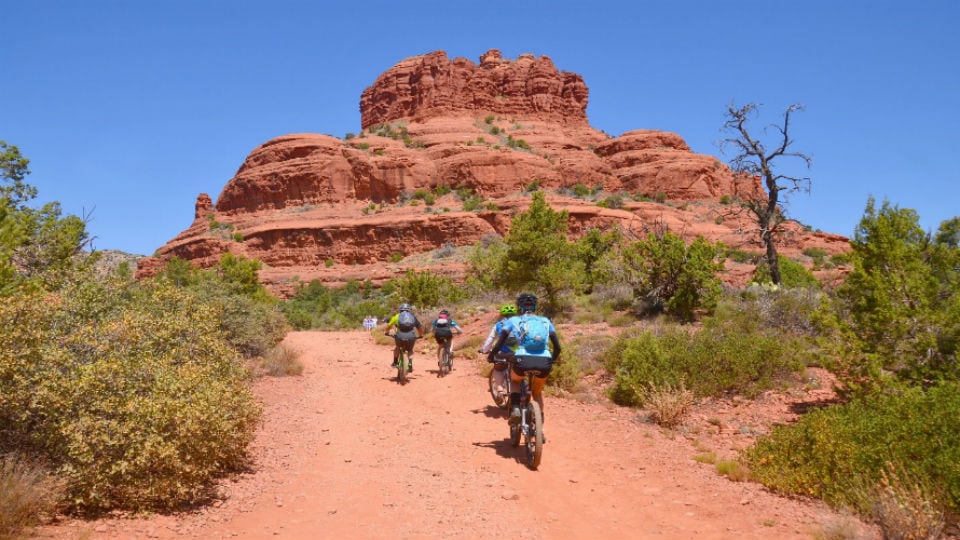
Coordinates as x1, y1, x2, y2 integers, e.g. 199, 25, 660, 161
431, 309, 463, 369
480, 304, 518, 396
385, 303, 423, 372
487, 293, 561, 428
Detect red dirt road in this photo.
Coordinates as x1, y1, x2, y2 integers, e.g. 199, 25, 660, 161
40, 330, 879, 540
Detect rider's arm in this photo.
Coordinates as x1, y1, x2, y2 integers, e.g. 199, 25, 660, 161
487, 327, 511, 362
453, 321, 463, 334
385, 314, 399, 335
549, 331, 562, 362
479, 325, 498, 353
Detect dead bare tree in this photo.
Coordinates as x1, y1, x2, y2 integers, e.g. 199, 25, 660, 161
721, 102, 811, 285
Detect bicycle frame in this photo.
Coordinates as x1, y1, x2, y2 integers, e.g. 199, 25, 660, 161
506, 355, 545, 469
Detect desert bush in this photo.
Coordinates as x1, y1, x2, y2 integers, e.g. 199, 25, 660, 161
861, 465, 946, 540
281, 278, 391, 330
0, 454, 64, 539
640, 381, 694, 428
742, 381, 960, 520
546, 334, 615, 394
715, 460, 750, 482
823, 199, 960, 394
600, 231, 724, 322
753, 254, 821, 288
605, 322, 808, 405
392, 269, 467, 309
0, 279, 261, 514
261, 344, 303, 376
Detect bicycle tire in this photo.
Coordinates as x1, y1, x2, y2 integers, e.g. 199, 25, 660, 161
397, 352, 407, 385
488, 369, 509, 408
438, 347, 450, 377
509, 422, 521, 447
525, 401, 544, 470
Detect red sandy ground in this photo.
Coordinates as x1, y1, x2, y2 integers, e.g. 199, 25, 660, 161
36, 329, 882, 540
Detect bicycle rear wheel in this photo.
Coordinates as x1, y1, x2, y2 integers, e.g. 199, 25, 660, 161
438, 347, 450, 377
525, 401, 544, 470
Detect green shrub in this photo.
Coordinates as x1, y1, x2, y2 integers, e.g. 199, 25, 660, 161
605, 322, 808, 405
0, 280, 261, 514
603, 232, 724, 322
261, 344, 303, 376
743, 381, 960, 519
462, 195, 484, 212
753, 255, 821, 288
281, 279, 391, 330
389, 252, 404, 263
597, 195, 624, 209
392, 269, 467, 309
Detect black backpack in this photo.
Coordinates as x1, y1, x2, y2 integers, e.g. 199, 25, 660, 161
398, 311, 417, 332
434, 319, 453, 338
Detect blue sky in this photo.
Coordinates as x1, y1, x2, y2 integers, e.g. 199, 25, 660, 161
5, 0, 958, 255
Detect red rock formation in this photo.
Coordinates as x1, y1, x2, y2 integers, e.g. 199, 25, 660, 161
137, 49, 848, 293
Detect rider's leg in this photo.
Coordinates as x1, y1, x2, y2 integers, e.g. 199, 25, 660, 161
508, 366, 524, 424
404, 339, 414, 371
531, 374, 549, 442
392, 340, 401, 367
530, 376, 548, 418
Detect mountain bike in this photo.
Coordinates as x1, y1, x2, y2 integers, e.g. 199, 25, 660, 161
507, 356, 545, 470
437, 338, 453, 377
390, 334, 417, 385
487, 352, 513, 409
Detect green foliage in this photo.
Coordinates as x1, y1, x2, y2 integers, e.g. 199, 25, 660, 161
606, 317, 809, 404
391, 269, 467, 309
753, 255, 821, 288
603, 231, 724, 322
571, 183, 591, 198
1, 142, 92, 295
825, 199, 960, 393
281, 279, 391, 329
461, 195, 484, 212
574, 227, 622, 294
596, 194, 624, 209
0, 141, 36, 206
388, 252, 404, 263
0, 278, 261, 514
156, 255, 288, 358
505, 135, 530, 150
490, 192, 580, 314
743, 381, 960, 517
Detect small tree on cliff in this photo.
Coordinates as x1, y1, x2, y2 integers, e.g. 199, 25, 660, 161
720, 103, 811, 285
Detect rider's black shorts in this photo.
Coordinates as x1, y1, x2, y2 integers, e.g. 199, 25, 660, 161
511, 355, 553, 378
434, 336, 452, 346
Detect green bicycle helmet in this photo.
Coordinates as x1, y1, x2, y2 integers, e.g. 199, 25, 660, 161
499, 304, 517, 316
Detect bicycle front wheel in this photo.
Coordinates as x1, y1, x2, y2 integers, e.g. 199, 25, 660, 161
489, 368, 508, 408
525, 401, 543, 470
397, 354, 407, 384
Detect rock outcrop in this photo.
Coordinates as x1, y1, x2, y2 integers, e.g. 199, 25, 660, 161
137, 49, 849, 293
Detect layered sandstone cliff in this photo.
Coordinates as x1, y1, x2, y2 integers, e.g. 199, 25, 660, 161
137, 49, 848, 293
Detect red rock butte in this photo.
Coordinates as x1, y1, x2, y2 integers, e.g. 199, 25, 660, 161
137, 49, 849, 294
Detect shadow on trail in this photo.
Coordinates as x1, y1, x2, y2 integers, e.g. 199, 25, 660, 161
473, 438, 525, 464
471, 406, 508, 420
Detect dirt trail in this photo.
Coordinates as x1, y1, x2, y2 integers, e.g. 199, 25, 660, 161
39, 330, 878, 540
